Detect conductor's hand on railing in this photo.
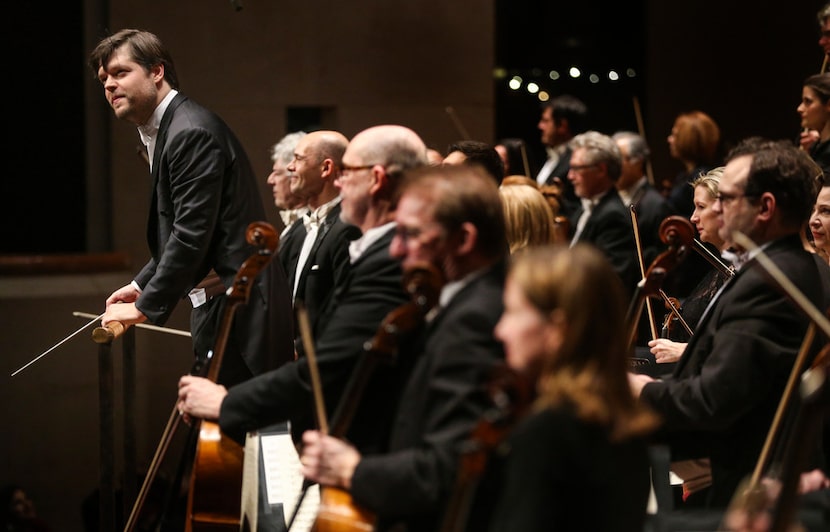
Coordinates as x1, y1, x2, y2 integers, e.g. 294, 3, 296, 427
102, 283, 148, 329
177, 375, 227, 424
101, 302, 148, 329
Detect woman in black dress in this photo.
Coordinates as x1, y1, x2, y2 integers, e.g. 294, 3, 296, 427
489, 244, 659, 532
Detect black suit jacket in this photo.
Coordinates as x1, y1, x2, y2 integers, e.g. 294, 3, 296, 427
292, 202, 362, 341
628, 182, 676, 266
278, 217, 306, 286
219, 227, 410, 451
349, 260, 507, 532
538, 146, 578, 216
640, 235, 830, 507
570, 188, 639, 296
132, 93, 294, 383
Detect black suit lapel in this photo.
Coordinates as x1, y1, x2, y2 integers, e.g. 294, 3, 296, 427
146, 93, 187, 256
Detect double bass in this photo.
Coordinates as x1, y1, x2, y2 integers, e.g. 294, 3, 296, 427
186, 222, 280, 530
124, 222, 278, 531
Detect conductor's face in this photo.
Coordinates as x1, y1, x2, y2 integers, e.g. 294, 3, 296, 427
97, 47, 161, 126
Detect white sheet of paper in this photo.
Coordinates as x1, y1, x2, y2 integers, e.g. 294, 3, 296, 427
260, 432, 320, 530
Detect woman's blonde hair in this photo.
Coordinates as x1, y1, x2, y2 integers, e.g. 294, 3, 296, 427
499, 183, 556, 254
507, 245, 660, 440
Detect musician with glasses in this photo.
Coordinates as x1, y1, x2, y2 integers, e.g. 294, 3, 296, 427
629, 139, 830, 509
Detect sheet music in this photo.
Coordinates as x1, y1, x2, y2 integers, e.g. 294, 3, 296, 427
261, 432, 320, 531
241, 432, 262, 530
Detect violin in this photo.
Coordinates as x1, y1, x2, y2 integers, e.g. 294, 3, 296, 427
626, 216, 694, 355
186, 222, 279, 531
293, 263, 444, 532
692, 237, 735, 280
659, 296, 682, 338
440, 364, 534, 532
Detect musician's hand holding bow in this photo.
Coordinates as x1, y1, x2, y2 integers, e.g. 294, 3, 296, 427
300, 430, 361, 490
177, 375, 227, 423
648, 338, 687, 364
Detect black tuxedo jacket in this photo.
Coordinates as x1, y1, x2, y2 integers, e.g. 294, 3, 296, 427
570, 188, 639, 296
278, 217, 306, 286
538, 146, 578, 216
219, 227, 410, 451
641, 235, 830, 507
349, 260, 507, 532
629, 182, 676, 266
132, 93, 294, 382
291, 202, 362, 341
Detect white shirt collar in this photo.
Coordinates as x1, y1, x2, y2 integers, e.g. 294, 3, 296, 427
348, 221, 393, 263
137, 89, 178, 170
137, 89, 177, 144
618, 176, 647, 205
303, 196, 341, 232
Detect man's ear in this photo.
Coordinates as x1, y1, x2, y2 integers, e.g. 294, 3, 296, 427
457, 222, 478, 255
320, 158, 334, 178
369, 166, 387, 195
152, 64, 165, 84
757, 192, 775, 221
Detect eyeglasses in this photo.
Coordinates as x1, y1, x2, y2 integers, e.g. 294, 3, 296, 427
569, 163, 598, 172
341, 163, 379, 174
715, 192, 757, 206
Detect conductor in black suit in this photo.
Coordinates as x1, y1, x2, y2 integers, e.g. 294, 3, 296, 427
630, 140, 830, 508
90, 29, 294, 385
300, 165, 508, 532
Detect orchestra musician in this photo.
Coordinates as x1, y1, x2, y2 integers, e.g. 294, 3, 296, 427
300, 164, 508, 532
486, 244, 659, 532
175, 126, 430, 532
629, 139, 830, 509
648, 167, 731, 367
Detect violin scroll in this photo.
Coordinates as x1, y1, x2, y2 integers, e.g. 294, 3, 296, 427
401, 262, 444, 312
225, 222, 279, 305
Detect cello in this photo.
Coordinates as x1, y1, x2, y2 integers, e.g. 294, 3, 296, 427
124, 221, 278, 531
626, 215, 695, 354
185, 221, 279, 531
289, 263, 444, 532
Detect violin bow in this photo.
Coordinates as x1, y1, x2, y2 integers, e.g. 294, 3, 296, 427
630, 205, 659, 341
285, 303, 326, 532
632, 96, 655, 186
297, 302, 329, 435
721, 231, 830, 530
